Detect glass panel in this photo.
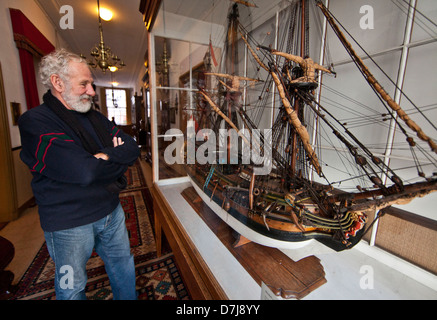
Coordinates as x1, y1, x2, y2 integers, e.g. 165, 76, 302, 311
157, 136, 186, 179
327, 1, 406, 62
390, 158, 437, 220
154, 36, 211, 180
411, 0, 437, 42
397, 42, 437, 159
320, 50, 401, 150
389, 42, 437, 219
245, 15, 276, 131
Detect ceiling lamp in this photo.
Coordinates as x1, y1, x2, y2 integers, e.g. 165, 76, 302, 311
82, 0, 125, 73
99, 7, 113, 21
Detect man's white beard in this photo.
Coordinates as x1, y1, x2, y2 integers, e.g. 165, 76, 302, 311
62, 88, 92, 113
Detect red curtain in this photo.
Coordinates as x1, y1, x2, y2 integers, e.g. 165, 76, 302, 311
9, 9, 55, 110
17, 48, 40, 110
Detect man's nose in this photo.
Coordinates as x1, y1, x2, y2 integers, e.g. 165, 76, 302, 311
86, 83, 96, 96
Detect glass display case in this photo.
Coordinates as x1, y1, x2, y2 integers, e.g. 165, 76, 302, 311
148, 31, 220, 182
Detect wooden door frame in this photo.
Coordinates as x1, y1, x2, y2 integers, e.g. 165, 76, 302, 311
0, 62, 18, 222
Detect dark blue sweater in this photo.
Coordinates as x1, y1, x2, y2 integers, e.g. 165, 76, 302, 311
18, 103, 140, 232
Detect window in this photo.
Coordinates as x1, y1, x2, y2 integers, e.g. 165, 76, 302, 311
106, 88, 127, 125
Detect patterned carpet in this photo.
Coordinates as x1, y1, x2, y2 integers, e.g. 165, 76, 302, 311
10, 162, 191, 300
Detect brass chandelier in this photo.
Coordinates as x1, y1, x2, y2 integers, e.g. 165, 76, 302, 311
82, 0, 125, 73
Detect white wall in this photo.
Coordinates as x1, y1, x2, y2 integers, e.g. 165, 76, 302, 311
0, 0, 67, 148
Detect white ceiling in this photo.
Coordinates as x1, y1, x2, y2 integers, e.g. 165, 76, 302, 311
36, 0, 149, 90
35, 0, 235, 91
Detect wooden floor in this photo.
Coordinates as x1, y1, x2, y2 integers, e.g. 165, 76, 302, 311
181, 186, 327, 300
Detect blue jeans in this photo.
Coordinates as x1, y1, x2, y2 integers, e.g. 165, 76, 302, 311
44, 203, 136, 300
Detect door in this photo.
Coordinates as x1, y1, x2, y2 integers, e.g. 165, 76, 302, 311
0, 62, 18, 222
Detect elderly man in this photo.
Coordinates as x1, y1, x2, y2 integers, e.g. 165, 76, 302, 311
18, 49, 139, 300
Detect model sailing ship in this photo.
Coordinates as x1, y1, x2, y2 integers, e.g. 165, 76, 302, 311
184, 0, 437, 252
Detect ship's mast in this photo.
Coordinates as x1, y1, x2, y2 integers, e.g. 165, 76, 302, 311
300, 0, 307, 57
224, 4, 240, 167
290, 0, 309, 177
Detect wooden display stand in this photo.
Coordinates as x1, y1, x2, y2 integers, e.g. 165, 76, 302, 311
152, 183, 326, 300
151, 185, 227, 300
181, 187, 327, 300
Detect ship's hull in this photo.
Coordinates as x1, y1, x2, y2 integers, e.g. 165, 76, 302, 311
186, 164, 366, 252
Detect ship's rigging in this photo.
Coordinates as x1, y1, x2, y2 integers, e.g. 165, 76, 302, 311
184, 0, 436, 251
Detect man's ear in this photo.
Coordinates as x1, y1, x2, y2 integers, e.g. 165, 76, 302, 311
50, 74, 65, 93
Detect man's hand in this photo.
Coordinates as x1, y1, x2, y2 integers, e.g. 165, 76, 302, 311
113, 136, 124, 147
94, 152, 109, 160
93, 137, 125, 160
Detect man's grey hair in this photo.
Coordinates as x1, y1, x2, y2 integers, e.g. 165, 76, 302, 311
39, 48, 86, 89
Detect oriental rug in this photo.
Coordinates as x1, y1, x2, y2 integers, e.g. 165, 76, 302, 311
10, 163, 190, 300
